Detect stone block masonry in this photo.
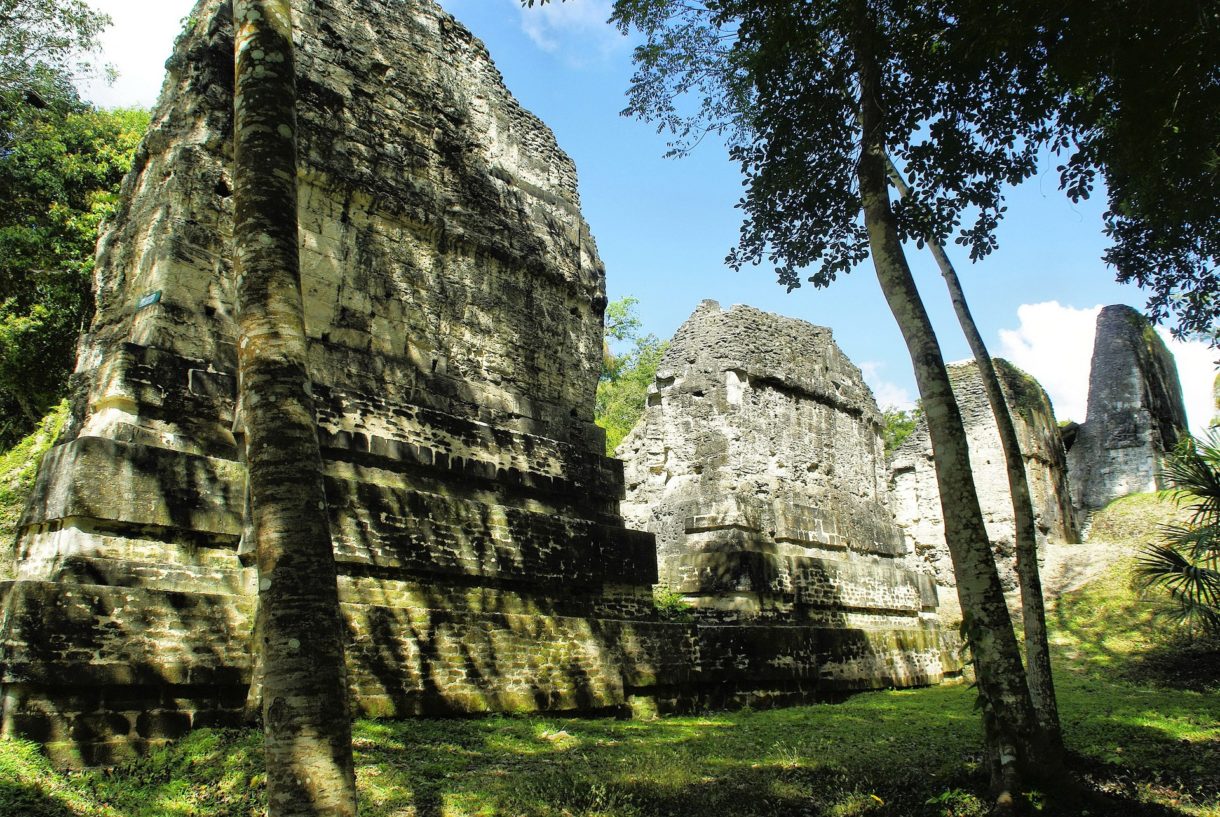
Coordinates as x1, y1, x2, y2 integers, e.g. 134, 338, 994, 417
1067, 305, 1190, 512
617, 302, 950, 683
890, 359, 1079, 596
0, 0, 945, 765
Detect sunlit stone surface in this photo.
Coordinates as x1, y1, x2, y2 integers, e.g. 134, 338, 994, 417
0, 1, 947, 765
1067, 305, 1190, 512
618, 302, 948, 687
890, 359, 1079, 599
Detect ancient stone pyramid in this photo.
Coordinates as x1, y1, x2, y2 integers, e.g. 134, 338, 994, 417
0, 0, 948, 764
2, 0, 658, 764
618, 302, 947, 683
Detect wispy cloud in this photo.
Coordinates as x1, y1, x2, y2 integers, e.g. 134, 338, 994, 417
859, 361, 916, 411
997, 301, 1218, 433
509, 0, 626, 66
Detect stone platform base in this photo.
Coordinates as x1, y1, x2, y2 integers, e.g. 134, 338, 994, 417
2, 573, 946, 765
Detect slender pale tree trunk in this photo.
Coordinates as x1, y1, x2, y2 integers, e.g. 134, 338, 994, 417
850, 3, 1040, 806
885, 158, 1064, 755
232, 2, 358, 815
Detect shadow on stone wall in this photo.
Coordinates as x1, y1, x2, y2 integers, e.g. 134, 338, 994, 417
0, 440, 254, 765
344, 599, 628, 719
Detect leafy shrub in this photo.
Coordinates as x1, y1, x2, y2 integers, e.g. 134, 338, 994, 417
652, 585, 694, 622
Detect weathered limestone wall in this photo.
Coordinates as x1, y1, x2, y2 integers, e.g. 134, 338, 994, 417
889, 360, 1078, 592
1, 0, 654, 765
1067, 305, 1190, 511
618, 302, 946, 678
0, 2, 945, 765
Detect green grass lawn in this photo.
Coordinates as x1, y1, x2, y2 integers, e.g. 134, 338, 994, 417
1, 493, 1217, 816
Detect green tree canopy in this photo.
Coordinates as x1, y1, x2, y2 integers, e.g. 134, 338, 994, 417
0, 0, 110, 106
0, 100, 148, 440
940, 0, 1218, 340
597, 297, 667, 453
880, 403, 921, 456
0, 0, 138, 445
611, 1, 1045, 288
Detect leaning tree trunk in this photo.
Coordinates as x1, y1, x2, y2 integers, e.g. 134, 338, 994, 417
232, 2, 358, 815
885, 158, 1064, 754
850, 4, 1041, 806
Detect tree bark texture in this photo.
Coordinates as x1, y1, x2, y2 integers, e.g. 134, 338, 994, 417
232, 2, 358, 815
885, 158, 1064, 754
850, 2, 1039, 802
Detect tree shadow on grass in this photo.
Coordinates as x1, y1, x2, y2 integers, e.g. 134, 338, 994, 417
1, 728, 267, 817
1123, 639, 1220, 693
0, 780, 79, 817
4, 690, 1212, 817
351, 689, 1213, 817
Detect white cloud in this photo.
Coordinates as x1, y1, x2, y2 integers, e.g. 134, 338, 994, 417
997, 301, 1218, 434
1156, 327, 1218, 435
83, 0, 195, 109
859, 361, 916, 412
509, 0, 625, 65
997, 302, 1099, 423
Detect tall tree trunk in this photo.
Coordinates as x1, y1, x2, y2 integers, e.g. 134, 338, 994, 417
885, 158, 1064, 755
850, 3, 1040, 805
232, 2, 358, 815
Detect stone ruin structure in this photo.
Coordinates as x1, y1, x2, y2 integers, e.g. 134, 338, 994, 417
1067, 304, 1190, 511
618, 302, 946, 676
890, 360, 1079, 594
0, 0, 947, 764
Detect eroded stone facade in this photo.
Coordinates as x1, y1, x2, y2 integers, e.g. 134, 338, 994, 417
1, 0, 648, 764
0, 1, 945, 765
889, 360, 1078, 594
618, 302, 946, 674
1067, 305, 1190, 511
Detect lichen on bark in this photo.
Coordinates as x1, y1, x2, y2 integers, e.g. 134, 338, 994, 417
232, 1, 358, 814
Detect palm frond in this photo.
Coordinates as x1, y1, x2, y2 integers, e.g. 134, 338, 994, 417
1142, 433, 1220, 634
1157, 521, 1220, 561
1136, 544, 1220, 633
1149, 588, 1220, 634
1162, 433, 1220, 525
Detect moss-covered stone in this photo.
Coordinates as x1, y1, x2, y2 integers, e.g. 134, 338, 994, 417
0, 1, 949, 765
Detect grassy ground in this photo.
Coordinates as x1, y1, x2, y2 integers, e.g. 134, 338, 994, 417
1055, 493, 1220, 693
1, 493, 1217, 816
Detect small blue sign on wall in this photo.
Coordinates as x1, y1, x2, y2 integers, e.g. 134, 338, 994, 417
136, 290, 162, 311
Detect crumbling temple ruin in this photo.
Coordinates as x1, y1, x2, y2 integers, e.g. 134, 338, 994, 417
618, 302, 945, 670
0, 0, 947, 764
1067, 305, 1190, 511
890, 360, 1079, 592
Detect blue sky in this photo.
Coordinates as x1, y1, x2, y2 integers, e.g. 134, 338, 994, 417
82, 0, 1217, 429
